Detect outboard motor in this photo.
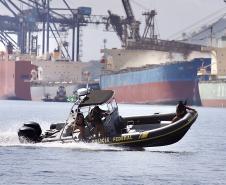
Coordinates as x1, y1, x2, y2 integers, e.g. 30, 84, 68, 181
18, 121, 42, 143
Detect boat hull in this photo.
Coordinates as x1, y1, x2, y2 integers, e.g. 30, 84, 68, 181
199, 80, 226, 107
0, 61, 35, 100
18, 111, 198, 148
119, 113, 197, 147
101, 58, 211, 105
106, 81, 198, 105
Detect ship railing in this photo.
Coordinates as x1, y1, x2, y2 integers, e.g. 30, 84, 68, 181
126, 39, 202, 52
30, 80, 78, 86
102, 60, 191, 75
199, 78, 226, 83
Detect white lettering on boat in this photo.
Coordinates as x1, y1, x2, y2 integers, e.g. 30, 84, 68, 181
113, 135, 133, 142
92, 137, 110, 143
139, 131, 149, 139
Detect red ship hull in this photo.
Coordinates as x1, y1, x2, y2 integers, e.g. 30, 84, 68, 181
201, 100, 226, 107
0, 61, 35, 100
106, 81, 199, 105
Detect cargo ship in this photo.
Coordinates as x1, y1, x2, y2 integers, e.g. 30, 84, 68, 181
185, 13, 226, 107
0, 50, 94, 101
100, 1, 211, 105
198, 47, 226, 107
101, 53, 210, 105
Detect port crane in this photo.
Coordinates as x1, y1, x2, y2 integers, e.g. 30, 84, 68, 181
107, 0, 141, 47
107, 0, 160, 47
107, 0, 202, 55
0, 0, 108, 61
0, 0, 203, 60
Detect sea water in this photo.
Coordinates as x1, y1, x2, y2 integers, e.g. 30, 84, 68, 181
0, 100, 226, 185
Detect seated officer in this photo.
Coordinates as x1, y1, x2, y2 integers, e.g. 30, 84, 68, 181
73, 112, 86, 140
172, 101, 196, 123
89, 106, 109, 137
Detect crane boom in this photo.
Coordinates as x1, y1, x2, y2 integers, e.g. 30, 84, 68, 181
121, 0, 140, 41
122, 0, 134, 22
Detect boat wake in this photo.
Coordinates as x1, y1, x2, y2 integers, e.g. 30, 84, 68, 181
0, 120, 125, 151
0, 129, 125, 151
0, 131, 189, 153
0, 131, 20, 146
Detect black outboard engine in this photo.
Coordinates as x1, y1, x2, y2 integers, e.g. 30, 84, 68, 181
18, 121, 42, 143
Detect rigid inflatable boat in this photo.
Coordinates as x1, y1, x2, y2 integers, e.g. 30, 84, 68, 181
18, 89, 198, 148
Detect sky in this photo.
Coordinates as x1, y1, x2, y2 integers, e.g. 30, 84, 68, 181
0, 0, 226, 61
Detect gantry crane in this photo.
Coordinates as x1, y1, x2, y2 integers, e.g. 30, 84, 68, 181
0, 0, 107, 61
107, 0, 202, 54
107, 0, 140, 47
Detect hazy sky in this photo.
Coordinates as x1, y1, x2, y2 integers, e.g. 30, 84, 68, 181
0, 0, 225, 61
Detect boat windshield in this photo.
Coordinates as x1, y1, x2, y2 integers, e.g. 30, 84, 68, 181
60, 91, 117, 139
106, 98, 117, 113
69, 91, 117, 119
81, 97, 118, 118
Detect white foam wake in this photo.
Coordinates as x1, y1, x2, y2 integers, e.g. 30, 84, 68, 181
0, 129, 124, 151
0, 131, 20, 146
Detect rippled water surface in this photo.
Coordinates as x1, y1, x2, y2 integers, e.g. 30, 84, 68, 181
0, 100, 226, 185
